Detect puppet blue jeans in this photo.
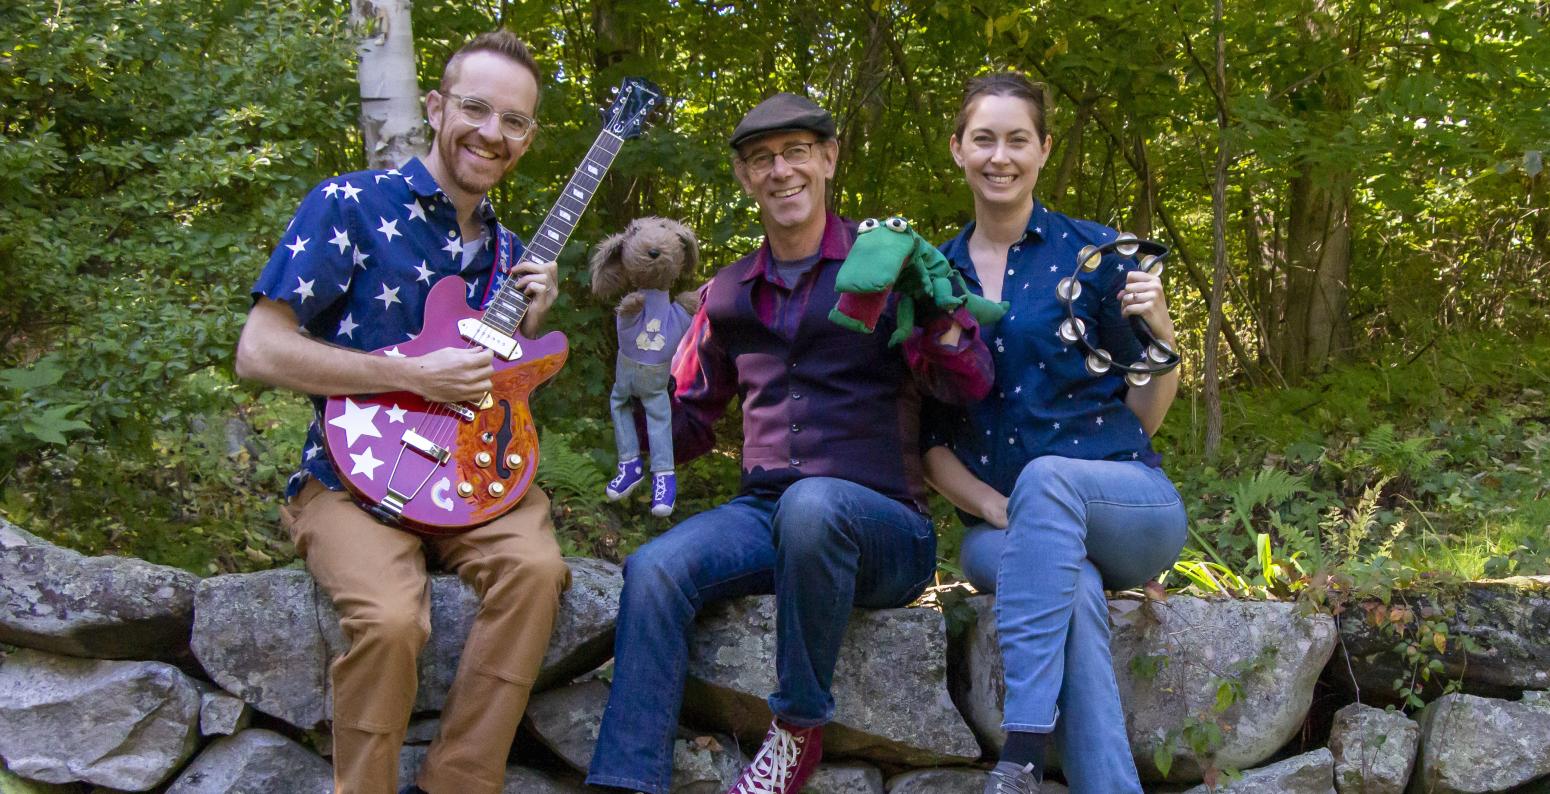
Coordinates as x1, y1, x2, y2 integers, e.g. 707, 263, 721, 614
585, 477, 936, 794
610, 354, 674, 473
960, 457, 1186, 794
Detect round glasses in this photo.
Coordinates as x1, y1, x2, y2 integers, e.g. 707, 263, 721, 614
738, 142, 817, 175
444, 92, 537, 141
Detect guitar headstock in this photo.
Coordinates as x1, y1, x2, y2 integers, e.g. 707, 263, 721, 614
602, 77, 665, 140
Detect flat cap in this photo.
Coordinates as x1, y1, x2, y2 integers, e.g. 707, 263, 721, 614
729, 92, 836, 150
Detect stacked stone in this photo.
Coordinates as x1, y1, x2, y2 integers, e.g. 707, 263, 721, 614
4, 516, 1550, 793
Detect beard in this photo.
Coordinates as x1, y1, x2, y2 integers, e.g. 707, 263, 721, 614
433, 126, 514, 197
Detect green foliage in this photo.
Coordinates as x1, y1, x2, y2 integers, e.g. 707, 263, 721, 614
1, 0, 1546, 577
0, 0, 354, 570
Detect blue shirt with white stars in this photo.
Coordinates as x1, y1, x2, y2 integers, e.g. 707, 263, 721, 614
250, 156, 524, 497
924, 200, 1162, 502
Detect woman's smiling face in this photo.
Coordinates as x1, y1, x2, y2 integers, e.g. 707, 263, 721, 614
951, 93, 1053, 209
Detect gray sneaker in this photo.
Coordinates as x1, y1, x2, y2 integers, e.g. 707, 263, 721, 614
984, 761, 1040, 794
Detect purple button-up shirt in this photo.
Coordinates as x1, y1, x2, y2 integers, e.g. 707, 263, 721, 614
668, 213, 994, 509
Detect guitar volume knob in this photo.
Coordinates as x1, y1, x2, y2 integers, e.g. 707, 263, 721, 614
506, 453, 523, 469
487, 481, 506, 497
475, 452, 493, 468
457, 482, 474, 498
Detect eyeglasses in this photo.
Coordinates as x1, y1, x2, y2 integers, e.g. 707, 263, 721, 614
443, 92, 537, 141
737, 141, 818, 175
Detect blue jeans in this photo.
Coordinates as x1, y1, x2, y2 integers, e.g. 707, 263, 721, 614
611, 354, 674, 473
960, 457, 1186, 794
585, 477, 937, 794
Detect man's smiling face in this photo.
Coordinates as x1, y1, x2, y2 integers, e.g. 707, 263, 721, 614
734, 131, 838, 238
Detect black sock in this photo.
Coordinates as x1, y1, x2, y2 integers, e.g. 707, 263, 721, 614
1000, 730, 1049, 776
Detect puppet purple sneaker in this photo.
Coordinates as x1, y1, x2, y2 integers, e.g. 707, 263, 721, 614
607, 458, 645, 501
650, 471, 676, 517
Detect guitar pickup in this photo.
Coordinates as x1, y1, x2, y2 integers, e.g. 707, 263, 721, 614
401, 429, 451, 463
458, 318, 522, 361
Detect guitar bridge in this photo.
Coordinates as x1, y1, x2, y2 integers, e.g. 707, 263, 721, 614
458, 318, 522, 361
401, 429, 450, 464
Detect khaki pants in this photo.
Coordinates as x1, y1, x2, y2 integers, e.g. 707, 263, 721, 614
282, 481, 570, 794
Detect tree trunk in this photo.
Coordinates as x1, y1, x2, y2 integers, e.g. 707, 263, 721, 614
592, 0, 645, 223
1050, 100, 1091, 208
1129, 132, 1154, 238
1280, 162, 1353, 380
1203, 0, 1228, 458
352, 0, 426, 169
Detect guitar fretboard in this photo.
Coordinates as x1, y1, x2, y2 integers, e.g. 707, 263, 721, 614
481, 130, 627, 336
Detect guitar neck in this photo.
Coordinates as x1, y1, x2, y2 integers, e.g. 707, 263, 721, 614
480, 131, 626, 335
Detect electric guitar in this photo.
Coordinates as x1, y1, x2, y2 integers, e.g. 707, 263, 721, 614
323, 77, 664, 536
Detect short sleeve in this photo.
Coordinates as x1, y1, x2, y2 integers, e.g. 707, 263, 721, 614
251, 183, 358, 329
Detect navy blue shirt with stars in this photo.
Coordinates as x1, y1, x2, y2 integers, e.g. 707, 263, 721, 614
250, 156, 524, 497
924, 200, 1162, 502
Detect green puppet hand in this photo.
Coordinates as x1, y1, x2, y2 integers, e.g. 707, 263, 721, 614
830, 216, 1009, 345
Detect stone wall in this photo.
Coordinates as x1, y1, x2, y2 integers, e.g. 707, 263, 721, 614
3, 518, 1548, 793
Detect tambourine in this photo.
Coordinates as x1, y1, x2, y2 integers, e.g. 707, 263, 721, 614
1056, 233, 1180, 388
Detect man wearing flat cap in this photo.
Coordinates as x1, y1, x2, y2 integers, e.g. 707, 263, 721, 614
586, 93, 993, 794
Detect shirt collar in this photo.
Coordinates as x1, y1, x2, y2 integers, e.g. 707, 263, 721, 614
740, 212, 853, 284
402, 156, 498, 225
941, 200, 1050, 288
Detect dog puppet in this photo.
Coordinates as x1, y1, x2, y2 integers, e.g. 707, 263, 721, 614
589, 216, 701, 517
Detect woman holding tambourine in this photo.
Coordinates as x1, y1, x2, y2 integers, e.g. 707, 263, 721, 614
922, 72, 1188, 794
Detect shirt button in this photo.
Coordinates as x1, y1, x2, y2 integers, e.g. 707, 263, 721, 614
790, 423, 801, 433
790, 458, 802, 467
791, 392, 802, 400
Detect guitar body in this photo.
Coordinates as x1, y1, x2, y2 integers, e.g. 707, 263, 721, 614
322, 276, 568, 536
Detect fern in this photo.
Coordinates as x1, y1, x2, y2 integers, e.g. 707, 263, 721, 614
1323, 475, 1394, 561
1229, 468, 1310, 533
537, 431, 606, 501
1352, 424, 1447, 480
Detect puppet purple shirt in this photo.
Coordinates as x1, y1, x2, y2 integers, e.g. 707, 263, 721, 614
617, 289, 691, 368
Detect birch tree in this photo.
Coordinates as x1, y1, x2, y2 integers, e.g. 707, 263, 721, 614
352, 0, 426, 169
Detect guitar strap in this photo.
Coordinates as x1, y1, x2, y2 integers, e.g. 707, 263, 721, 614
480, 224, 522, 310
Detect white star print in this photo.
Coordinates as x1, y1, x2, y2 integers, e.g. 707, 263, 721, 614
405, 201, 426, 222
374, 173, 393, 183
1096, 417, 1105, 426
337, 313, 358, 338
353, 247, 370, 269
1014, 385, 1022, 394
322, 182, 340, 199
304, 443, 320, 460
375, 283, 401, 310
1133, 452, 1140, 460
1050, 265, 1058, 272
466, 280, 479, 299
1035, 227, 1042, 234
1039, 362, 1046, 369
1062, 232, 1069, 239
1054, 422, 1062, 430
386, 404, 407, 423
377, 217, 401, 242
337, 279, 351, 292
1074, 439, 1080, 445
329, 227, 351, 254
414, 261, 434, 284
339, 182, 362, 202
442, 236, 463, 259
328, 397, 381, 447
349, 447, 385, 480
384, 346, 406, 358
981, 455, 990, 464
293, 277, 315, 302
286, 236, 309, 258
386, 168, 400, 176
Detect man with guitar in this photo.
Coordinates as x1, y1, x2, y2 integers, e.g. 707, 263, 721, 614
586, 94, 995, 794
235, 32, 570, 794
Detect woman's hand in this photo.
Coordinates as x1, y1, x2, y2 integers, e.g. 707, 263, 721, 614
1119, 270, 1175, 343
979, 492, 1010, 529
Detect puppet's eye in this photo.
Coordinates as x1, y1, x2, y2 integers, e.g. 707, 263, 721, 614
885, 217, 908, 232
858, 218, 880, 232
